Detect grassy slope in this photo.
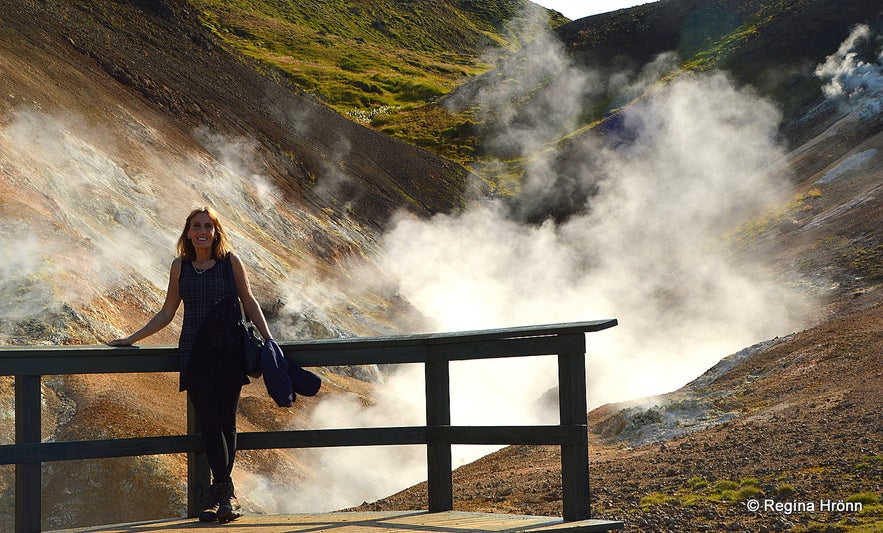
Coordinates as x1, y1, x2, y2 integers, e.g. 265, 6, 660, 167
191, 0, 566, 109
191, 0, 880, 189
188, 0, 568, 166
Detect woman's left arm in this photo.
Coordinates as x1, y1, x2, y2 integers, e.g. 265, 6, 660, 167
230, 253, 274, 341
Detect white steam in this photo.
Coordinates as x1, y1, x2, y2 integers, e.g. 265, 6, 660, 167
378, 70, 809, 409
0, 108, 312, 342
0, 109, 174, 301
0, 235, 60, 321
815, 24, 883, 118
277, 37, 819, 513
283, 369, 427, 512
195, 128, 282, 208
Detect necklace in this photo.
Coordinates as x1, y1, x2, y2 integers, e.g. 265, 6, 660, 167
193, 259, 215, 274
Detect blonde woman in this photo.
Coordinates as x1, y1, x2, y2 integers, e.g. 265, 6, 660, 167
109, 206, 273, 523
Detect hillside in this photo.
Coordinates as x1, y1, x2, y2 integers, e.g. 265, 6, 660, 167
441, 0, 883, 197
1, 0, 883, 531
187, 0, 569, 164
360, 298, 883, 531
348, 1, 883, 531
0, 0, 472, 344
190, 0, 568, 113
0, 0, 478, 527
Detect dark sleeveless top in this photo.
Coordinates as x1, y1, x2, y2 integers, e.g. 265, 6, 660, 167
178, 256, 249, 391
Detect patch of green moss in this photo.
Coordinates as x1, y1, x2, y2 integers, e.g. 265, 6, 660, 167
639, 492, 676, 509
843, 245, 883, 280
847, 492, 881, 505
727, 188, 822, 247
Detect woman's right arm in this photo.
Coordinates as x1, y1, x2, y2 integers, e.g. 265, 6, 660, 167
107, 259, 183, 346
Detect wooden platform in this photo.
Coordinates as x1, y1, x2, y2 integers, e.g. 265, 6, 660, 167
52, 511, 624, 533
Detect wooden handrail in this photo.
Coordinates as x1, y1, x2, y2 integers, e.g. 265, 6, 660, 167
0, 320, 617, 533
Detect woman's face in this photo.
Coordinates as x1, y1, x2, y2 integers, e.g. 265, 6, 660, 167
188, 212, 217, 252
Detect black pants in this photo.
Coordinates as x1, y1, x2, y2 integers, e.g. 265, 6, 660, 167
188, 381, 242, 484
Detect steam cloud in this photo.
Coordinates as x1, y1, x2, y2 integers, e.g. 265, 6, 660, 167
375, 46, 812, 410
815, 24, 883, 118
270, 32, 821, 512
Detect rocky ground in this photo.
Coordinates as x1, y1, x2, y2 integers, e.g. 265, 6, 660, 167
354, 289, 883, 532
350, 75, 883, 532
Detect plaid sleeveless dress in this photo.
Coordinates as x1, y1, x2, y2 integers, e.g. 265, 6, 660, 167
178, 256, 249, 391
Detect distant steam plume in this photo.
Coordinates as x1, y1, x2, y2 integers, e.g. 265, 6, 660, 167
815, 24, 883, 117
816, 24, 883, 97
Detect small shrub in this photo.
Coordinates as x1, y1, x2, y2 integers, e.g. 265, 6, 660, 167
715, 480, 738, 492
847, 492, 881, 505
687, 475, 709, 490
640, 492, 674, 508
737, 485, 764, 500
776, 484, 797, 499
853, 462, 871, 472
796, 525, 846, 533
859, 503, 883, 517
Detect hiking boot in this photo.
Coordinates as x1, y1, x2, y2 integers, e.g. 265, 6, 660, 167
215, 481, 242, 523
198, 483, 220, 522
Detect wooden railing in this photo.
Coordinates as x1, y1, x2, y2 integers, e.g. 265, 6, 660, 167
0, 320, 617, 533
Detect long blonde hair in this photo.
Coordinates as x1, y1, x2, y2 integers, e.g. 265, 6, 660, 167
176, 206, 233, 261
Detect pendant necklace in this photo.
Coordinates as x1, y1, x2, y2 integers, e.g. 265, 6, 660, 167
193, 260, 214, 274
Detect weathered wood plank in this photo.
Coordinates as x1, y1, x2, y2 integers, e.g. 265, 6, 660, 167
0, 425, 586, 465
283, 319, 618, 349
0, 320, 617, 376
186, 396, 210, 518
0, 435, 201, 464
15, 375, 41, 533
238, 426, 428, 450
49, 511, 624, 533
426, 358, 453, 512
289, 334, 587, 366
427, 425, 585, 446
559, 352, 590, 521
0, 351, 179, 375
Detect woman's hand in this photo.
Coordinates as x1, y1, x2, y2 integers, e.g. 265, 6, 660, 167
104, 260, 182, 348
107, 338, 134, 347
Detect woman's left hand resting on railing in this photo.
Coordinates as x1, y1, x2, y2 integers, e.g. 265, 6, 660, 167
107, 307, 177, 346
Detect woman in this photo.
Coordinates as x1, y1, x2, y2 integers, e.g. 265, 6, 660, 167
109, 206, 273, 523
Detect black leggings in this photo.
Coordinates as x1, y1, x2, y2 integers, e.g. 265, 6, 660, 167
188, 382, 242, 484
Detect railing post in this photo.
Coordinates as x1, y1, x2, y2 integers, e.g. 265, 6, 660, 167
558, 335, 591, 521
425, 357, 452, 512
15, 375, 42, 533
186, 396, 210, 518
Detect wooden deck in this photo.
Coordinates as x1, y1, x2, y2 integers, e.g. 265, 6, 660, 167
51, 511, 624, 533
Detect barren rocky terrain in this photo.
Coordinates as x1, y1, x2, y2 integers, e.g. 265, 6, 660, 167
359, 293, 883, 531
353, 97, 883, 531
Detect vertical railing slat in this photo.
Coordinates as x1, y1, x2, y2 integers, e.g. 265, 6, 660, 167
425, 357, 453, 512
15, 375, 42, 533
186, 396, 211, 518
558, 334, 591, 521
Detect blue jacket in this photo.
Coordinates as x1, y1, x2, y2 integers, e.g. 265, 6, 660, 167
260, 340, 292, 407
260, 340, 322, 407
